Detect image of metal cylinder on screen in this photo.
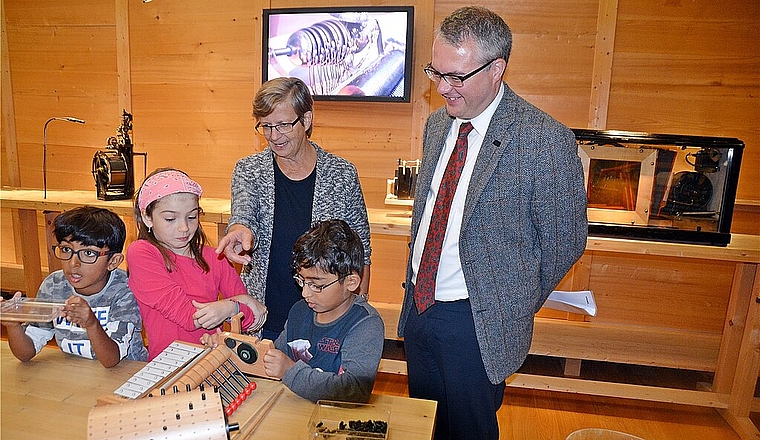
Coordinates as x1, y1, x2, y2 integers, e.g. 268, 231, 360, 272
264, 7, 413, 100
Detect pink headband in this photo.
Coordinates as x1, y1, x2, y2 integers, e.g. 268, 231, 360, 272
138, 170, 203, 211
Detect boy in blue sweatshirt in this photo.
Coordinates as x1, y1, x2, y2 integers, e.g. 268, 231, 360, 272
263, 219, 384, 402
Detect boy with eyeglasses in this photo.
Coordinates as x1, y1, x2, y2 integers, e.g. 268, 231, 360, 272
1, 206, 147, 366
262, 219, 383, 403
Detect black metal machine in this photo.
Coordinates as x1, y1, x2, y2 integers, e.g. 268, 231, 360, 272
572, 129, 744, 246
92, 110, 145, 201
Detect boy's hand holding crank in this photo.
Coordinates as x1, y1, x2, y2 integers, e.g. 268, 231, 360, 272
263, 348, 294, 379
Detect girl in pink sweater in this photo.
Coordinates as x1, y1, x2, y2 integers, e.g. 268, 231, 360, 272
127, 168, 267, 360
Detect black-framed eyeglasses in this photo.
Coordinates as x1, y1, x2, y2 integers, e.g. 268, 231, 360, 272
293, 273, 346, 293
255, 117, 301, 136
424, 59, 497, 87
52, 245, 116, 264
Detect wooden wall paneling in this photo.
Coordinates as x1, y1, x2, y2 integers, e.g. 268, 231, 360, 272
6, 4, 120, 193
608, 1, 760, 203
30, 134, 114, 191
731, 203, 760, 236
128, 0, 261, 198
1, 0, 25, 275
3, 0, 118, 294
3, 0, 114, 25
1, 0, 19, 188
587, 252, 733, 333
367, 233, 409, 305
313, 102, 416, 209
408, 0, 434, 161
116, 0, 132, 113
588, 0, 618, 129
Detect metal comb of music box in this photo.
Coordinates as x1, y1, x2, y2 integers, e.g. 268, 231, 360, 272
572, 129, 744, 246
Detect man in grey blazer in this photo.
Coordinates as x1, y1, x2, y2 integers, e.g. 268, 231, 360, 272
397, 6, 588, 440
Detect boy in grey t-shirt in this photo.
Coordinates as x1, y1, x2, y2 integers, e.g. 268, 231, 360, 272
1, 206, 147, 366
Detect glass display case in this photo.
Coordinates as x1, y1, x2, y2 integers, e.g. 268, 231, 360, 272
572, 129, 744, 246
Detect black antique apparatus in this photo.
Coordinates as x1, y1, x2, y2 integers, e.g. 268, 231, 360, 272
92, 110, 146, 201
572, 128, 743, 246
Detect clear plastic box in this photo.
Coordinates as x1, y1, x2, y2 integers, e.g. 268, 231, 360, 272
0, 297, 63, 322
308, 400, 391, 439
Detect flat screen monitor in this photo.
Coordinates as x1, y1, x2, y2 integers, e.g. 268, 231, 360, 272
262, 6, 414, 102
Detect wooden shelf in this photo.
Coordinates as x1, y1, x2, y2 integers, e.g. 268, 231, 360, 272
530, 318, 721, 372
372, 301, 721, 372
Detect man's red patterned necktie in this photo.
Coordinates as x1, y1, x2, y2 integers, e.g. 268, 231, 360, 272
414, 122, 474, 314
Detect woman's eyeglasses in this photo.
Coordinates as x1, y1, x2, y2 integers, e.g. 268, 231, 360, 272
255, 117, 301, 135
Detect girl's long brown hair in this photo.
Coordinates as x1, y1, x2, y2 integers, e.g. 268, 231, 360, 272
133, 167, 210, 273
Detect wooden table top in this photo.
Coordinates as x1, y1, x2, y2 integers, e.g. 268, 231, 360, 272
0, 341, 436, 439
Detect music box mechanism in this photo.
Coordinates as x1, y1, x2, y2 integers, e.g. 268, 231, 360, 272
90, 332, 277, 440
91, 110, 146, 201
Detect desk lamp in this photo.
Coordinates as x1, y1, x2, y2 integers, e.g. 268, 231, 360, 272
43, 116, 85, 199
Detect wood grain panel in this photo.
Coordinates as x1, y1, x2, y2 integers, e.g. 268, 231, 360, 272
3, 0, 114, 25
128, 1, 262, 199
19, 141, 114, 193
116, 0, 132, 113
367, 233, 409, 304
5, 0, 120, 199
3, 0, 757, 218
360, 177, 393, 210
608, 1, 760, 202
731, 204, 760, 236
588, 0, 618, 129
587, 252, 733, 332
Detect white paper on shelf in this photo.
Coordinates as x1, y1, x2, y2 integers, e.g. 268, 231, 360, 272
543, 290, 597, 316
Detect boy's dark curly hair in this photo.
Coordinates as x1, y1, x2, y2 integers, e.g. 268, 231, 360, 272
54, 206, 126, 252
291, 219, 364, 277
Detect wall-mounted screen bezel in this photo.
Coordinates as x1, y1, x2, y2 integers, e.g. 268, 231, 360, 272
262, 6, 415, 103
